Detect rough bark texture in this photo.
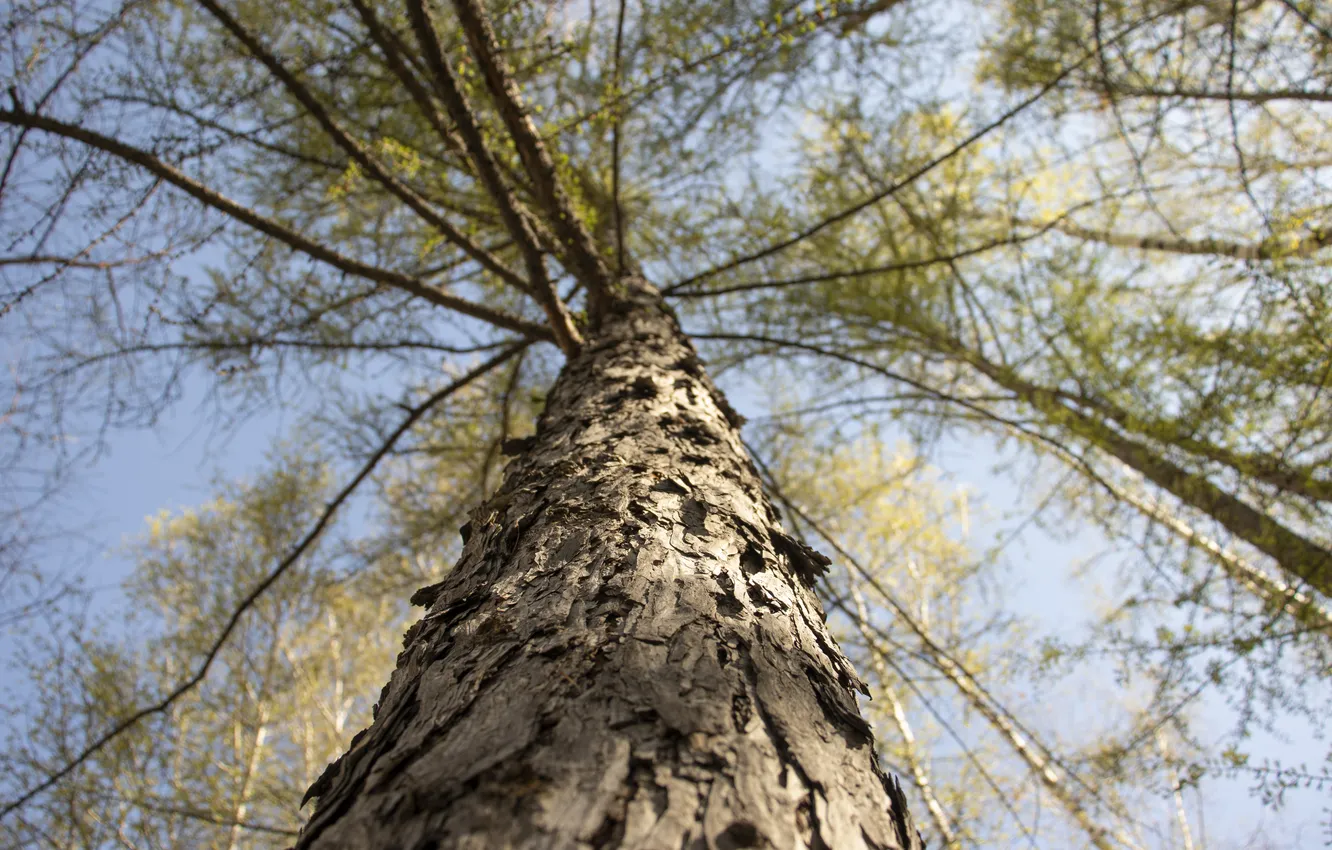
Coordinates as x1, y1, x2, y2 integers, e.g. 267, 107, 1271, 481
296, 280, 922, 850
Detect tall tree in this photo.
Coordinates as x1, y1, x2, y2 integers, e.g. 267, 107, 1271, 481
0, 0, 935, 844
2, 0, 1330, 844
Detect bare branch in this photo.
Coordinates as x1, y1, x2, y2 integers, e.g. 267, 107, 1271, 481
1098, 84, 1332, 104
1033, 216, 1332, 261
693, 331, 1063, 446
915, 320, 1332, 504
87, 790, 301, 838
665, 231, 1047, 298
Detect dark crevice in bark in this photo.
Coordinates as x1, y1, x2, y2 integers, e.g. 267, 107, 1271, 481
297, 277, 921, 849
740, 648, 828, 850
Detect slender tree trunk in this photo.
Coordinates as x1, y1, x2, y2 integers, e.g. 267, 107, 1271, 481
297, 279, 922, 849
1076, 450, 1332, 631
1154, 731, 1195, 850
940, 337, 1332, 599
849, 585, 960, 850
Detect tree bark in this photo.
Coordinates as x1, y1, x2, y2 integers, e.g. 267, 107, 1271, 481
296, 279, 922, 849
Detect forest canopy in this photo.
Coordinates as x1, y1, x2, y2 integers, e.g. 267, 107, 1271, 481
1, 0, 1330, 846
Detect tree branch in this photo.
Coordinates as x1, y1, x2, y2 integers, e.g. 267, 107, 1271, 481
449, 0, 616, 316
1096, 83, 1332, 105
1275, 0, 1332, 43
693, 331, 1064, 446
345, 0, 469, 164
917, 320, 1332, 503
0, 108, 553, 341
950, 342, 1332, 598
1042, 440, 1332, 631
1031, 215, 1332, 261
404, 0, 583, 354
191, 0, 528, 290
665, 231, 1049, 298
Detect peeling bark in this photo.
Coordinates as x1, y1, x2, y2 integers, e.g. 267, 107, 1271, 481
297, 279, 921, 849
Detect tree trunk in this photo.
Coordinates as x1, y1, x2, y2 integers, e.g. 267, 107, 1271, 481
296, 279, 922, 849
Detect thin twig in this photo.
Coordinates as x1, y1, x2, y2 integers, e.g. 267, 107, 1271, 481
665, 230, 1049, 297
